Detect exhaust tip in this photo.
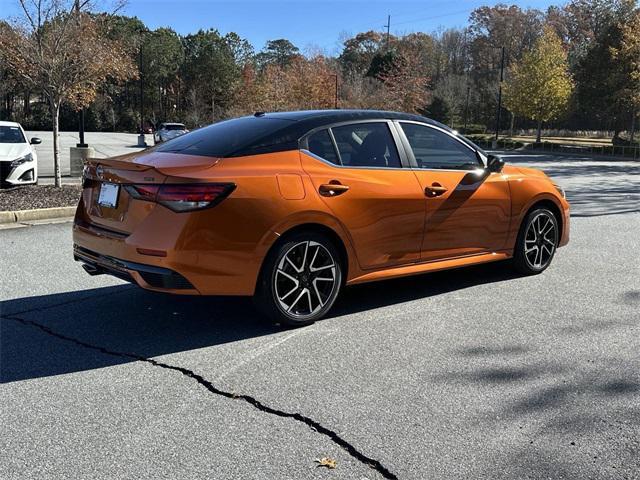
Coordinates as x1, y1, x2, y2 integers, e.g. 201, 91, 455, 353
81, 263, 103, 276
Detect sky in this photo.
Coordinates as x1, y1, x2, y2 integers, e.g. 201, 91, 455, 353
1, 0, 560, 54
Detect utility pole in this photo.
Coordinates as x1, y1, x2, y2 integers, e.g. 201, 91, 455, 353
384, 15, 391, 50
494, 46, 505, 147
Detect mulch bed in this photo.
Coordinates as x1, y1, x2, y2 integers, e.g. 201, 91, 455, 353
0, 185, 82, 211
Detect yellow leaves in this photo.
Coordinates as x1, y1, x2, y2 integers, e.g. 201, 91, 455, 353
315, 457, 337, 469
504, 25, 573, 123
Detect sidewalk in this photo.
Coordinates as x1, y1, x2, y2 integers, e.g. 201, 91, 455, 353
26, 131, 146, 176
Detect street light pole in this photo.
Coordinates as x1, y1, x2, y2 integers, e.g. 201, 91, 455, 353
494, 46, 505, 146
73, 0, 87, 148
138, 43, 146, 147
77, 108, 87, 147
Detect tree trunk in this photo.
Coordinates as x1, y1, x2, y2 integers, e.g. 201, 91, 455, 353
509, 112, 515, 138
211, 94, 215, 123
631, 107, 636, 144
51, 101, 62, 187
24, 91, 30, 116
536, 120, 542, 143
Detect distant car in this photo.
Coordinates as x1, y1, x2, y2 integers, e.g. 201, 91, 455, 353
154, 123, 188, 144
0, 121, 41, 188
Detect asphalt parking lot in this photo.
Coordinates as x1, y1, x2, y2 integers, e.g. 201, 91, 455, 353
1, 153, 639, 479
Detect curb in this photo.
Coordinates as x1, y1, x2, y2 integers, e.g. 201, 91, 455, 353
0, 206, 76, 224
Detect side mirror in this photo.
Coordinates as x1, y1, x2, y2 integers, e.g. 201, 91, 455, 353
487, 154, 505, 173
30, 137, 42, 145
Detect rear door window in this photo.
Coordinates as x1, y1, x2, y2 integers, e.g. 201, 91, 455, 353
307, 129, 340, 165
330, 122, 401, 168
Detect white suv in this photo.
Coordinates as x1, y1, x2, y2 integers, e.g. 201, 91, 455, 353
0, 121, 41, 188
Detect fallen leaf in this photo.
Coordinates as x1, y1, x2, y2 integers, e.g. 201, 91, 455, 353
315, 457, 337, 469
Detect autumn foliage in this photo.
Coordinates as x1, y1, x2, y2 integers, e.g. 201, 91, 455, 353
0, 5, 137, 186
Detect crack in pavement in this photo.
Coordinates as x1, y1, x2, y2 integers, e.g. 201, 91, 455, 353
2, 314, 398, 480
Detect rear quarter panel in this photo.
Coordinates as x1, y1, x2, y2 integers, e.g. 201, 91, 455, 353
160, 150, 358, 294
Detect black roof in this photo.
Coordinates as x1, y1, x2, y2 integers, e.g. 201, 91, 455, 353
259, 109, 446, 131
155, 109, 450, 158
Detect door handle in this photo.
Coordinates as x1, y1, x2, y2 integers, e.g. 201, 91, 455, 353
425, 183, 448, 197
319, 181, 349, 197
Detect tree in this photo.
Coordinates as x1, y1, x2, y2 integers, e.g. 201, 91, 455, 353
560, 0, 636, 64
232, 55, 337, 114
468, 5, 544, 127
181, 29, 240, 123
338, 31, 386, 77
0, 1, 136, 186
612, 9, 640, 142
256, 39, 300, 69
504, 26, 573, 142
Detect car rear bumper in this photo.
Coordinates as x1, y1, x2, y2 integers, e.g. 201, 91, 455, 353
72, 210, 265, 296
74, 245, 196, 291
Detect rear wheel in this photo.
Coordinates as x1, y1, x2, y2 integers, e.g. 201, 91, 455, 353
255, 232, 342, 327
513, 208, 559, 275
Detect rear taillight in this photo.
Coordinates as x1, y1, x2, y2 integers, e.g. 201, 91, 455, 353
124, 183, 235, 212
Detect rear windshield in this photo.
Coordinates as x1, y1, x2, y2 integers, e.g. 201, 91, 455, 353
164, 124, 185, 131
0, 125, 26, 144
154, 116, 296, 157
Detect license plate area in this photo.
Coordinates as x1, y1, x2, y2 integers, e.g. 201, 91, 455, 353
98, 182, 120, 208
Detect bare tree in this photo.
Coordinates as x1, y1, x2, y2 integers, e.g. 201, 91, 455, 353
0, 0, 135, 186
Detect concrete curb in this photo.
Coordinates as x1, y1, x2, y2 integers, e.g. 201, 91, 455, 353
0, 206, 76, 224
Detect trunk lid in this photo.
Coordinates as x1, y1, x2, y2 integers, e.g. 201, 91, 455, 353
78, 150, 219, 234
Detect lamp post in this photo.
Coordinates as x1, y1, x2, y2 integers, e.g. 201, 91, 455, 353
331, 74, 338, 109
68, 0, 94, 178
77, 108, 87, 148
493, 46, 506, 148
73, 1, 87, 148
137, 41, 146, 147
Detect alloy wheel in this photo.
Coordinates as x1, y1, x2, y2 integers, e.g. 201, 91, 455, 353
274, 241, 338, 320
524, 212, 558, 270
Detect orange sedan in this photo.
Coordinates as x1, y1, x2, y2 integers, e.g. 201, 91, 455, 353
73, 110, 569, 326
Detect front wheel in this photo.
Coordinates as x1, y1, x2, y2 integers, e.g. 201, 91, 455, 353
254, 233, 342, 327
513, 208, 559, 275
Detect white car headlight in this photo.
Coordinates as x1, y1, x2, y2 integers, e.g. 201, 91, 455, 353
11, 153, 33, 167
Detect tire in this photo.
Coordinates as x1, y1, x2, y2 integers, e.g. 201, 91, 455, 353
254, 232, 343, 327
513, 207, 559, 275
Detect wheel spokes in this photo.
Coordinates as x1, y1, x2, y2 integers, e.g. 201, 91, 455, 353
275, 241, 337, 318
524, 213, 557, 269
287, 288, 308, 313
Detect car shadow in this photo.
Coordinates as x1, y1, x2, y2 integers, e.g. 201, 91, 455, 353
1, 261, 521, 384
